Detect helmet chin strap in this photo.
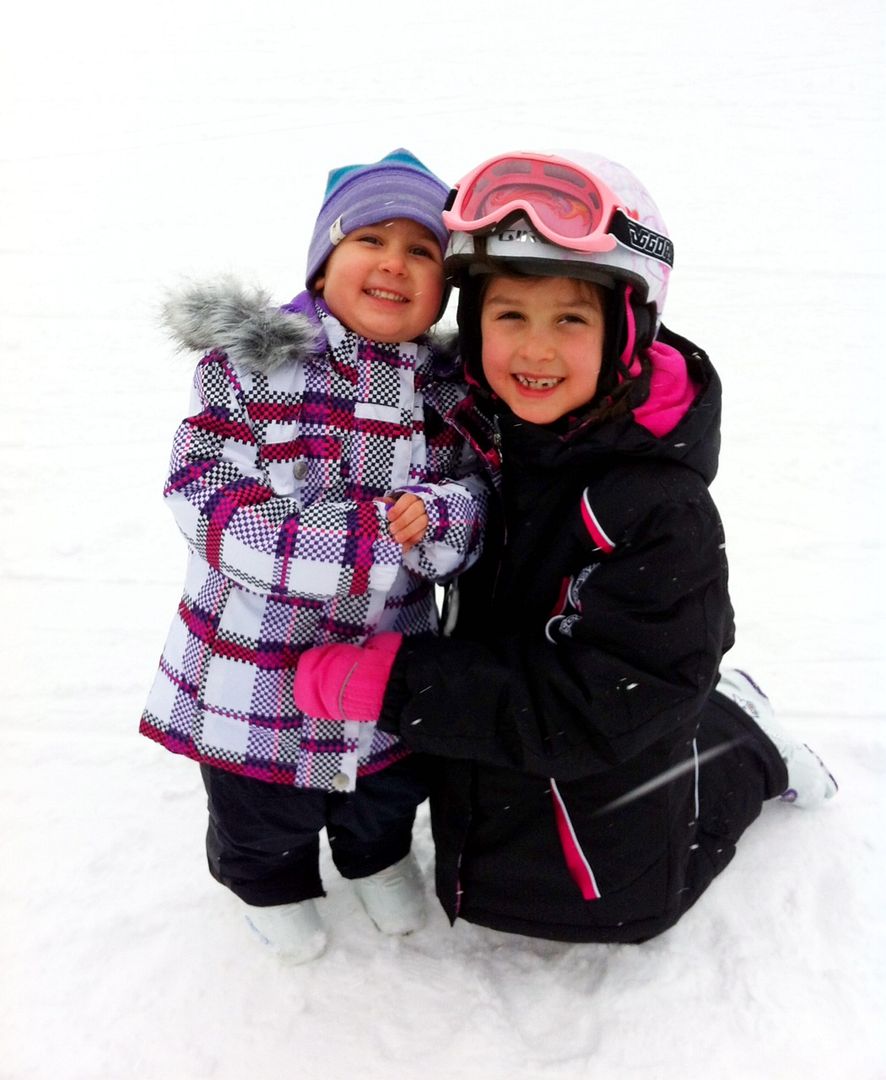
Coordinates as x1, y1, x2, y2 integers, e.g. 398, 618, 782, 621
620, 285, 655, 367
455, 279, 489, 393
606, 284, 654, 383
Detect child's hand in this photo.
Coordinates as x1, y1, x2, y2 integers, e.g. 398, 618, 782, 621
385, 493, 428, 552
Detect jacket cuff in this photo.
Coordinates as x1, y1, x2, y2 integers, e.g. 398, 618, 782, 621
387, 486, 447, 544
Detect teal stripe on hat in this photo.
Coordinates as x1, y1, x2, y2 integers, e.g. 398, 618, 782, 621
323, 148, 434, 198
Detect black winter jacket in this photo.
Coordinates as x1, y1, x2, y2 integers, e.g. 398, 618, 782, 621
378, 326, 785, 942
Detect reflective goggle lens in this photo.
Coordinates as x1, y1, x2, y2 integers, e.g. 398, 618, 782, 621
454, 157, 610, 239
472, 184, 597, 238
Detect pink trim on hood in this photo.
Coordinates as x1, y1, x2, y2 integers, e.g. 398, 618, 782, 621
619, 285, 700, 438
631, 339, 700, 437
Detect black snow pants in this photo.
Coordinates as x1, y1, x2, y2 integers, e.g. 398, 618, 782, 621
200, 756, 428, 906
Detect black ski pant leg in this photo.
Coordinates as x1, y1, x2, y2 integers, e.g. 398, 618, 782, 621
326, 756, 429, 881
679, 691, 789, 912
200, 765, 327, 907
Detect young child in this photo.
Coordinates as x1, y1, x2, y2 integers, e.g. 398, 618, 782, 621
140, 149, 487, 962
293, 150, 837, 944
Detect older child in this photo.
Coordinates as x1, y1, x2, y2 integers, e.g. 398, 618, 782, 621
294, 150, 837, 944
141, 149, 486, 961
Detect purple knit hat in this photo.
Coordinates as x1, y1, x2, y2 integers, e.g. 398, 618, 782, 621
306, 148, 451, 288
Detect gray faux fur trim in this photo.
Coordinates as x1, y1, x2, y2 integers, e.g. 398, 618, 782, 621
161, 277, 320, 374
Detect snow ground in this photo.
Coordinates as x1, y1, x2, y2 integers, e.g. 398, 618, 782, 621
1, 1, 884, 1077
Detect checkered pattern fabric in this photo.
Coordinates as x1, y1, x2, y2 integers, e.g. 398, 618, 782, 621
141, 290, 487, 792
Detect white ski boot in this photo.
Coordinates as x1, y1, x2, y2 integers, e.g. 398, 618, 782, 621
243, 898, 327, 964
717, 668, 838, 809
352, 852, 426, 935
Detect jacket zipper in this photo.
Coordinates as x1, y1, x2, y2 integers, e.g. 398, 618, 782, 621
490, 413, 506, 601
492, 412, 503, 458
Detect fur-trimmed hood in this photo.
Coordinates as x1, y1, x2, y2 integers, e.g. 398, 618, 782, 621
161, 278, 327, 374
161, 277, 458, 377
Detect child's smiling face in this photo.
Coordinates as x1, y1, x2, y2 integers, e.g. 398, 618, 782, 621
480, 274, 606, 425
315, 218, 445, 343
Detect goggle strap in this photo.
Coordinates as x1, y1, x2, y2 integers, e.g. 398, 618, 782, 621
609, 211, 674, 267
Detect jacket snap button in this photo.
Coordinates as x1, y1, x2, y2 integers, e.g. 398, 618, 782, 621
331, 772, 351, 792
293, 460, 308, 480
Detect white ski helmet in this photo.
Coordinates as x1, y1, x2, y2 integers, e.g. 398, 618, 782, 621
443, 150, 673, 324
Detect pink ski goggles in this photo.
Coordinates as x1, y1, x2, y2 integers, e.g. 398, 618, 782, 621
443, 152, 624, 254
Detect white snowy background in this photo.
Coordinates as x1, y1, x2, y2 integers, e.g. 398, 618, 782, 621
2, 1, 884, 1077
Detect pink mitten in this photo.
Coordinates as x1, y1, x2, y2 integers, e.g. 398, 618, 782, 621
293, 633, 403, 722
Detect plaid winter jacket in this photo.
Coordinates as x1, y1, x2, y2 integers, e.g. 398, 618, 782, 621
140, 282, 487, 792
